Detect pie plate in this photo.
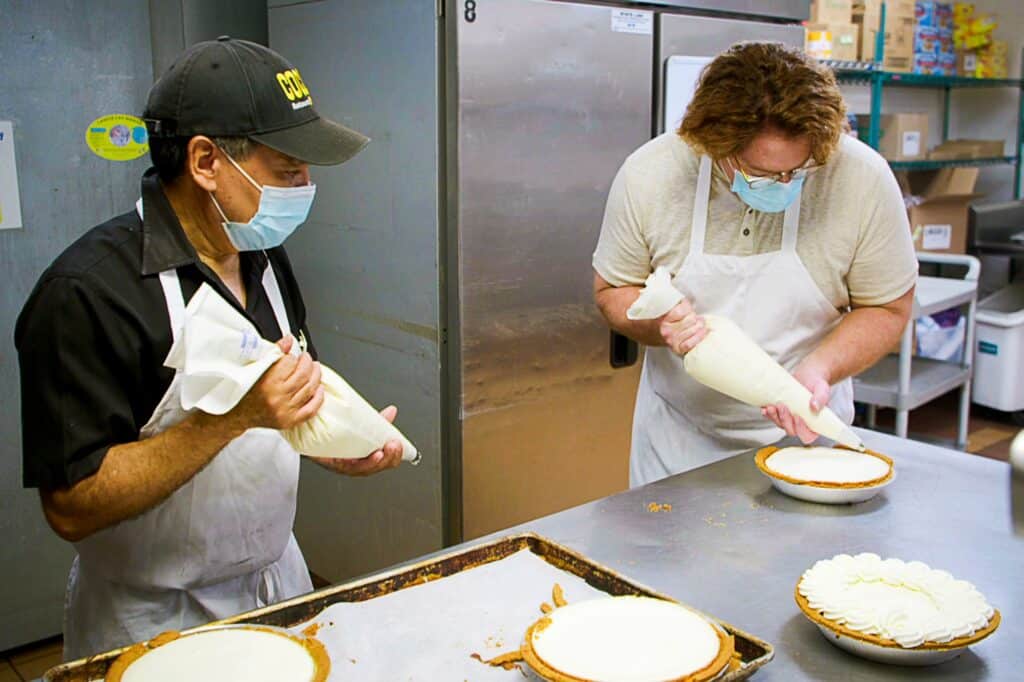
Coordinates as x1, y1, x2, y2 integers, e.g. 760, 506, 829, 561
755, 445, 895, 504
795, 580, 1001, 667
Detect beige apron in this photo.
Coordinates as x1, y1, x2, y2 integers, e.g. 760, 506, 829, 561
630, 155, 853, 487
63, 218, 312, 660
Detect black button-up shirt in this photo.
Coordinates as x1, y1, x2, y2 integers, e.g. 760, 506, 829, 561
16, 168, 316, 489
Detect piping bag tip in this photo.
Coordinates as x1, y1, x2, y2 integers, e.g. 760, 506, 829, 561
837, 426, 867, 452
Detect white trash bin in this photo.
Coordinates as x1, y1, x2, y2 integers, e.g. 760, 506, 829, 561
973, 282, 1024, 411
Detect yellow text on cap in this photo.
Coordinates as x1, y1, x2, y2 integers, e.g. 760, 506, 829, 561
276, 68, 310, 102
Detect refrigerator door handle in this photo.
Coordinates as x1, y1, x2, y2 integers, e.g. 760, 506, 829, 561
609, 330, 639, 368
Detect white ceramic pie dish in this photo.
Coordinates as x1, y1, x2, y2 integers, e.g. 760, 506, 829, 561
794, 556, 1001, 667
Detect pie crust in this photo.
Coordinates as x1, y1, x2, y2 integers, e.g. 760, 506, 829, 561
520, 598, 735, 682
105, 625, 330, 682
755, 445, 894, 489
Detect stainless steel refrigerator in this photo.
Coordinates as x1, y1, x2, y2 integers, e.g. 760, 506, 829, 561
268, 0, 806, 582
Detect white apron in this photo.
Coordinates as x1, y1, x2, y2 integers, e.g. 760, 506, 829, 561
63, 257, 313, 661
630, 155, 854, 487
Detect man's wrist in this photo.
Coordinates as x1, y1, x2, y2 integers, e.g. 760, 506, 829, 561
191, 409, 250, 442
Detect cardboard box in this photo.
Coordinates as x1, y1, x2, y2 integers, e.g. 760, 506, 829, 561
856, 13, 915, 67
854, 10, 879, 60
806, 26, 834, 59
929, 138, 1006, 159
808, 22, 860, 60
859, 113, 929, 160
856, 0, 915, 16
957, 48, 977, 75
900, 167, 983, 254
812, 0, 854, 23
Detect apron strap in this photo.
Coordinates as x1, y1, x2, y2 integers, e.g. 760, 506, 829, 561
158, 270, 186, 345
781, 190, 802, 253
261, 262, 292, 340
155, 225, 291, 344
689, 155, 713, 257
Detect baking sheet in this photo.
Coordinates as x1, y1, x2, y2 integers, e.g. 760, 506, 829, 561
45, 534, 772, 681
287, 548, 606, 679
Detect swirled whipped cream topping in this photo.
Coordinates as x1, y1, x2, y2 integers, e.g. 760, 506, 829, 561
799, 553, 994, 648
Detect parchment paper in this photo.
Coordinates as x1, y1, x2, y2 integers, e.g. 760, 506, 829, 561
288, 549, 613, 680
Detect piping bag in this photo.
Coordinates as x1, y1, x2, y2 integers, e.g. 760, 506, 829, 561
165, 283, 420, 464
627, 268, 866, 451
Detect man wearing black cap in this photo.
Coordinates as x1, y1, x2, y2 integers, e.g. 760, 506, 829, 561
16, 37, 402, 660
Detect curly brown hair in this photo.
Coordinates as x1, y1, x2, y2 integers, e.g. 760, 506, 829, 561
678, 42, 846, 165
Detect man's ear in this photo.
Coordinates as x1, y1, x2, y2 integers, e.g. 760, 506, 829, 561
187, 136, 219, 193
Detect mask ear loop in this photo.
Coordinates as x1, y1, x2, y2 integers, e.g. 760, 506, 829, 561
209, 146, 263, 226
217, 146, 264, 193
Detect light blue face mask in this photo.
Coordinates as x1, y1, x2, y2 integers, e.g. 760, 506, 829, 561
730, 171, 804, 214
210, 151, 316, 251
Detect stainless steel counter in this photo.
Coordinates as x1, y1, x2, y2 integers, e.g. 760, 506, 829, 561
491, 429, 1023, 680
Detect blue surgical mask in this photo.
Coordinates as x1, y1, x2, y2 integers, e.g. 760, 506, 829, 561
730, 171, 804, 214
210, 151, 316, 251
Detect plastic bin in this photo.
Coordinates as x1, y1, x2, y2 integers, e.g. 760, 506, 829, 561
973, 283, 1024, 411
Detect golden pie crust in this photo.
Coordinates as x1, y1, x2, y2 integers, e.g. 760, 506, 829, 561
104, 626, 330, 682
520, 605, 736, 682
794, 580, 1001, 651
755, 445, 895, 489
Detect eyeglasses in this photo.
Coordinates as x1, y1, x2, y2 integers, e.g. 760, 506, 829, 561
730, 156, 822, 189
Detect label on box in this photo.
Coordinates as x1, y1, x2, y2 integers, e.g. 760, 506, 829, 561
610, 9, 652, 34
978, 340, 998, 355
901, 131, 922, 157
807, 31, 833, 59
922, 224, 953, 250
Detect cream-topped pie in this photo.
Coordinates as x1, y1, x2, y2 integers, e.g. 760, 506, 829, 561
105, 625, 329, 682
522, 596, 735, 682
755, 445, 894, 503
796, 553, 1000, 663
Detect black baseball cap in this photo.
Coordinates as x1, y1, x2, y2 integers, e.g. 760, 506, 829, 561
143, 36, 369, 165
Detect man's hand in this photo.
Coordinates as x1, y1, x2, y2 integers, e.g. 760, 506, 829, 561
660, 300, 707, 356
313, 405, 404, 477
761, 360, 832, 444
228, 336, 325, 432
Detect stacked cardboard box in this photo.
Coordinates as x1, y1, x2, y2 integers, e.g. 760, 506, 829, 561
807, 0, 860, 61
854, 0, 915, 71
928, 138, 1006, 159
857, 113, 929, 160
896, 167, 984, 254
913, 2, 956, 75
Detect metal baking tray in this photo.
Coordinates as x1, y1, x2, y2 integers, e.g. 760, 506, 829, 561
45, 532, 773, 681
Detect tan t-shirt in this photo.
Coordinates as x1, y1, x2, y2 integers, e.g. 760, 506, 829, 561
593, 132, 917, 310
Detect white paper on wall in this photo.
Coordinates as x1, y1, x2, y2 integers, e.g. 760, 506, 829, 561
0, 122, 23, 230
663, 56, 712, 133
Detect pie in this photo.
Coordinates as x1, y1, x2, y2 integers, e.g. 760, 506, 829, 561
756, 445, 894, 489
105, 625, 329, 682
795, 553, 1000, 651
521, 596, 734, 682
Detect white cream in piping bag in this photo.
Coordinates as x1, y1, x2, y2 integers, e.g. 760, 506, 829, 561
799, 553, 995, 648
627, 267, 866, 451
622, 266, 864, 450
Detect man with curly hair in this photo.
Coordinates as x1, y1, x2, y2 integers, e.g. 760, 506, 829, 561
593, 42, 917, 486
